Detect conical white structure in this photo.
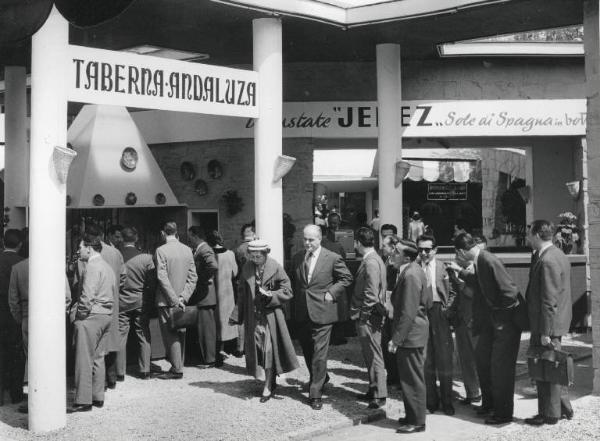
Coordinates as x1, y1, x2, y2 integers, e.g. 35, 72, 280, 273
67, 105, 179, 208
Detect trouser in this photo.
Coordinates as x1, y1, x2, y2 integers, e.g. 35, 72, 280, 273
297, 321, 333, 399
356, 320, 387, 398
105, 352, 117, 384
475, 317, 521, 418
397, 347, 427, 426
197, 306, 217, 364
425, 303, 454, 408
158, 307, 185, 373
236, 324, 245, 353
73, 314, 111, 405
455, 321, 480, 399
0, 320, 25, 404
531, 335, 572, 419
116, 308, 151, 376
381, 318, 399, 384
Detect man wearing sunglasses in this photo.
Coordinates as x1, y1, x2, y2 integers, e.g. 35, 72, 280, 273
416, 234, 456, 416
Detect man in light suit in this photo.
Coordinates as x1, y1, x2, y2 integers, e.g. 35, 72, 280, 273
154, 222, 198, 379
454, 233, 521, 425
524, 220, 573, 425
292, 224, 352, 410
388, 238, 431, 434
351, 227, 387, 409
188, 226, 219, 368
416, 234, 455, 415
69, 233, 115, 413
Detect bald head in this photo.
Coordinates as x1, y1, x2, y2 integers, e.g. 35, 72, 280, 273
303, 224, 322, 252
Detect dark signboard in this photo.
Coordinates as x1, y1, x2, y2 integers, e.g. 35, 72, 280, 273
427, 183, 468, 200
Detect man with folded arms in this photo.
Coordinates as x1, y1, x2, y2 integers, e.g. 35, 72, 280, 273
69, 233, 115, 413
351, 227, 387, 409
524, 220, 573, 425
154, 222, 198, 379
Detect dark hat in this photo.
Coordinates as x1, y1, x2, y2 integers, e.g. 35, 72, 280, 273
397, 239, 418, 254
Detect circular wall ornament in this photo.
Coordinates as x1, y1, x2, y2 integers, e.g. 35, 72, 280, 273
93, 194, 105, 206
125, 192, 137, 205
180, 162, 196, 181
120, 147, 138, 171
207, 159, 223, 179
155, 193, 166, 205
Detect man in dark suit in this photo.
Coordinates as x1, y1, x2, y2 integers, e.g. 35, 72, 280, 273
454, 233, 521, 425
188, 226, 219, 368
116, 227, 156, 380
388, 238, 431, 434
417, 234, 455, 415
380, 226, 399, 386
292, 224, 352, 410
69, 232, 115, 413
351, 227, 387, 409
154, 222, 198, 379
0, 229, 24, 405
524, 220, 573, 425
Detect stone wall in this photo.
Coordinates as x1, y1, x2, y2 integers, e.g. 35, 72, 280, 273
149, 139, 313, 252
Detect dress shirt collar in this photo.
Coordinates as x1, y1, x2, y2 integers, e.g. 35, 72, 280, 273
307, 246, 321, 260
166, 236, 178, 243
87, 254, 101, 263
537, 241, 553, 256
362, 249, 375, 259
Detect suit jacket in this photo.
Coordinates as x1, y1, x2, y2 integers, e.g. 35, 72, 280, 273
9, 259, 72, 323
75, 255, 115, 320
526, 245, 572, 337
0, 250, 24, 327
154, 237, 198, 307
447, 267, 478, 327
189, 241, 218, 307
291, 246, 353, 325
391, 262, 430, 348
100, 242, 126, 351
120, 246, 156, 313
421, 259, 454, 308
350, 251, 386, 319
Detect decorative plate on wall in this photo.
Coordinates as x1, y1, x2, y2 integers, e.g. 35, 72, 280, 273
93, 194, 105, 206
194, 179, 208, 196
180, 162, 196, 181
120, 147, 139, 171
125, 192, 137, 205
155, 193, 166, 205
208, 159, 223, 179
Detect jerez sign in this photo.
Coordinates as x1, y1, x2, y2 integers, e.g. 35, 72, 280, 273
67, 45, 258, 118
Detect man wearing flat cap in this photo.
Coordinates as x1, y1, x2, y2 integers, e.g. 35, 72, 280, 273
291, 224, 352, 410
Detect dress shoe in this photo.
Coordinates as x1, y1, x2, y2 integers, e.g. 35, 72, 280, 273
427, 406, 438, 414
475, 406, 492, 416
138, 372, 152, 380
562, 409, 574, 420
525, 415, 558, 425
17, 404, 28, 414
368, 398, 386, 409
197, 362, 216, 369
92, 400, 104, 408
259, 394, 272, 403
442, 404, 455, 416
157, 371, 183, 380
484, 415, 513, 425
356, 392, 374, 401
116, 375, 125, 382
106, 382, 116, 390
396, 424, 425, 434
309, 398, 323, 410
460, 395, 481, 405
67, 403, 93, 413
232, 350, 244, 358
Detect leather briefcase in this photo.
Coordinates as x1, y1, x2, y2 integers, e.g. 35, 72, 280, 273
527, 346, 574, 387
168, 305, 198, 330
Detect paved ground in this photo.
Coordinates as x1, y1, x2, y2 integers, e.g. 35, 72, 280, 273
0, 332, 595, 441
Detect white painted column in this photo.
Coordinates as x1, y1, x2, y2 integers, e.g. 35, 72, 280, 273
376, 44, 403, 235
4, 66, 29, 229
29, 7, 68, 431
524, 146, 534, 225
253, 18, 284, 263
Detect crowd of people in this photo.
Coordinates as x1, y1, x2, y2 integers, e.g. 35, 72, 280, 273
0, 216, 575, 435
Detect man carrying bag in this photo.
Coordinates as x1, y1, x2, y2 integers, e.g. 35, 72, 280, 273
525, 220, 574, 425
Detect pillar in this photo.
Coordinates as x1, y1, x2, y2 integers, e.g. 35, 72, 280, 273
376, 44, 403, 235
29, 7, 68, 430
253, 18, 284, 263
3, 66, 28, 228
365, 190, 374, 222
584, 0, 600, 394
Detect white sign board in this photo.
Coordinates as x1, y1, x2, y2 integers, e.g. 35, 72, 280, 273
132, 99, 587, 144
67, 45, 258, 118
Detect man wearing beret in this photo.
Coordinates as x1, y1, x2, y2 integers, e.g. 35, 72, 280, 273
292, 224, 352, 410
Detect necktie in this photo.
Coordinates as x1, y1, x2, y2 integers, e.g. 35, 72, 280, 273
304, 251, 313, 281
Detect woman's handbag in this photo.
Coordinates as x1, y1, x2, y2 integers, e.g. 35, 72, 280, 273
527, 345, 574, 387
168, 305, 198, 330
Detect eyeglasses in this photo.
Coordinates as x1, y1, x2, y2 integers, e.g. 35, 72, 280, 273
418, 247, 433, 253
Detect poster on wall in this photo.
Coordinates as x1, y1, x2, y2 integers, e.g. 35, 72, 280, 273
427, 183, 468, 200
